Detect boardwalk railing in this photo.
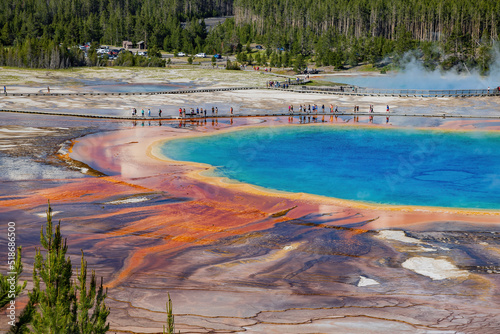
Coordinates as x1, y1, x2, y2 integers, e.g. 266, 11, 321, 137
2, 108, 500, 120
287, 85, 500, 97
2, 83, 498, 98
1, 86, 260, 97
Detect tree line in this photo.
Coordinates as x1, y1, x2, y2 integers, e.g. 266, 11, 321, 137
233, 0, 499, 72
0, 0, 499, 72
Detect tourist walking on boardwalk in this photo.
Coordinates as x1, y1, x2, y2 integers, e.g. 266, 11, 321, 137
387, 105, 390, 112
215, 107, 218, 115
141, 109, 145, 116
159, 109, 162, 117
212, 107, 214, 115
148, 108, 151, 117
179, 108, 182, 117
47, 86, 50, 93
3, 86, 6, 94
204, 109, 207, 117
230, 107, 233, 115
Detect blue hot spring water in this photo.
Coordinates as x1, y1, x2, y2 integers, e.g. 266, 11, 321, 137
160, 126, 500, 209
324, 72, 499, 90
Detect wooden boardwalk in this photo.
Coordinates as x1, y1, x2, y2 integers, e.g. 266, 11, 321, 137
2, 85, 499, 98
2, 109, 500, 120
1, 86, 261, 97
286, 86, 500, 98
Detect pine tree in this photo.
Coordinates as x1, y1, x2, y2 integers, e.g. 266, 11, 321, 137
293, 54, 306, 72
29, 204, 75, 332
73, 252, 110, 334
0, 247, 26, 308
163, 293, 178, 334
9, 202, 109, 333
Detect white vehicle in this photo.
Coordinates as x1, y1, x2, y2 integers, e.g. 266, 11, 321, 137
177, 52, 186, 57
195, 53, 206, 58
97, 45, 109, 54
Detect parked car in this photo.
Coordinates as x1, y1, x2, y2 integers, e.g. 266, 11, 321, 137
176, 52, 186, 57
97, 45, 109, 54
255, 45, 263, 50
137, 51, 147, 56
214, 54, 222, 59
195, 53, 206, 58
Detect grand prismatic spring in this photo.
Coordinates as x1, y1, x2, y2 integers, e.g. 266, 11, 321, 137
160, 126, 500, 209
1, 67, 500, 333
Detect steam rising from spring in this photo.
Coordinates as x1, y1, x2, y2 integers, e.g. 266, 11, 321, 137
330, 46, 500, 90
391, 51, 500, 90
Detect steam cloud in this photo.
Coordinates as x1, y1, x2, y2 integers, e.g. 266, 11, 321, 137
330, 46, 500, 90
386, 46, 500, 90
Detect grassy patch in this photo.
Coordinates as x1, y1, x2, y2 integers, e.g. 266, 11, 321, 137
304, 80, 347, 87
0, 66, 270, 87
357, 64, 380, 72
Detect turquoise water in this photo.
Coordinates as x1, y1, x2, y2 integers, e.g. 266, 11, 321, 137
325, 73, 498, 90
161, 126, 500, 209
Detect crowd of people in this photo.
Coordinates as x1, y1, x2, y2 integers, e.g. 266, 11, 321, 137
131, 108, 158, 117
286, 104, 389, 114
131, 104, 390, 119
267, 80, 290, 89
289, 113, 390, 124
131, 106, 235, 118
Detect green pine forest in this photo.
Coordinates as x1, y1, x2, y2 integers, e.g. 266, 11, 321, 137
0, 0, 499, 72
